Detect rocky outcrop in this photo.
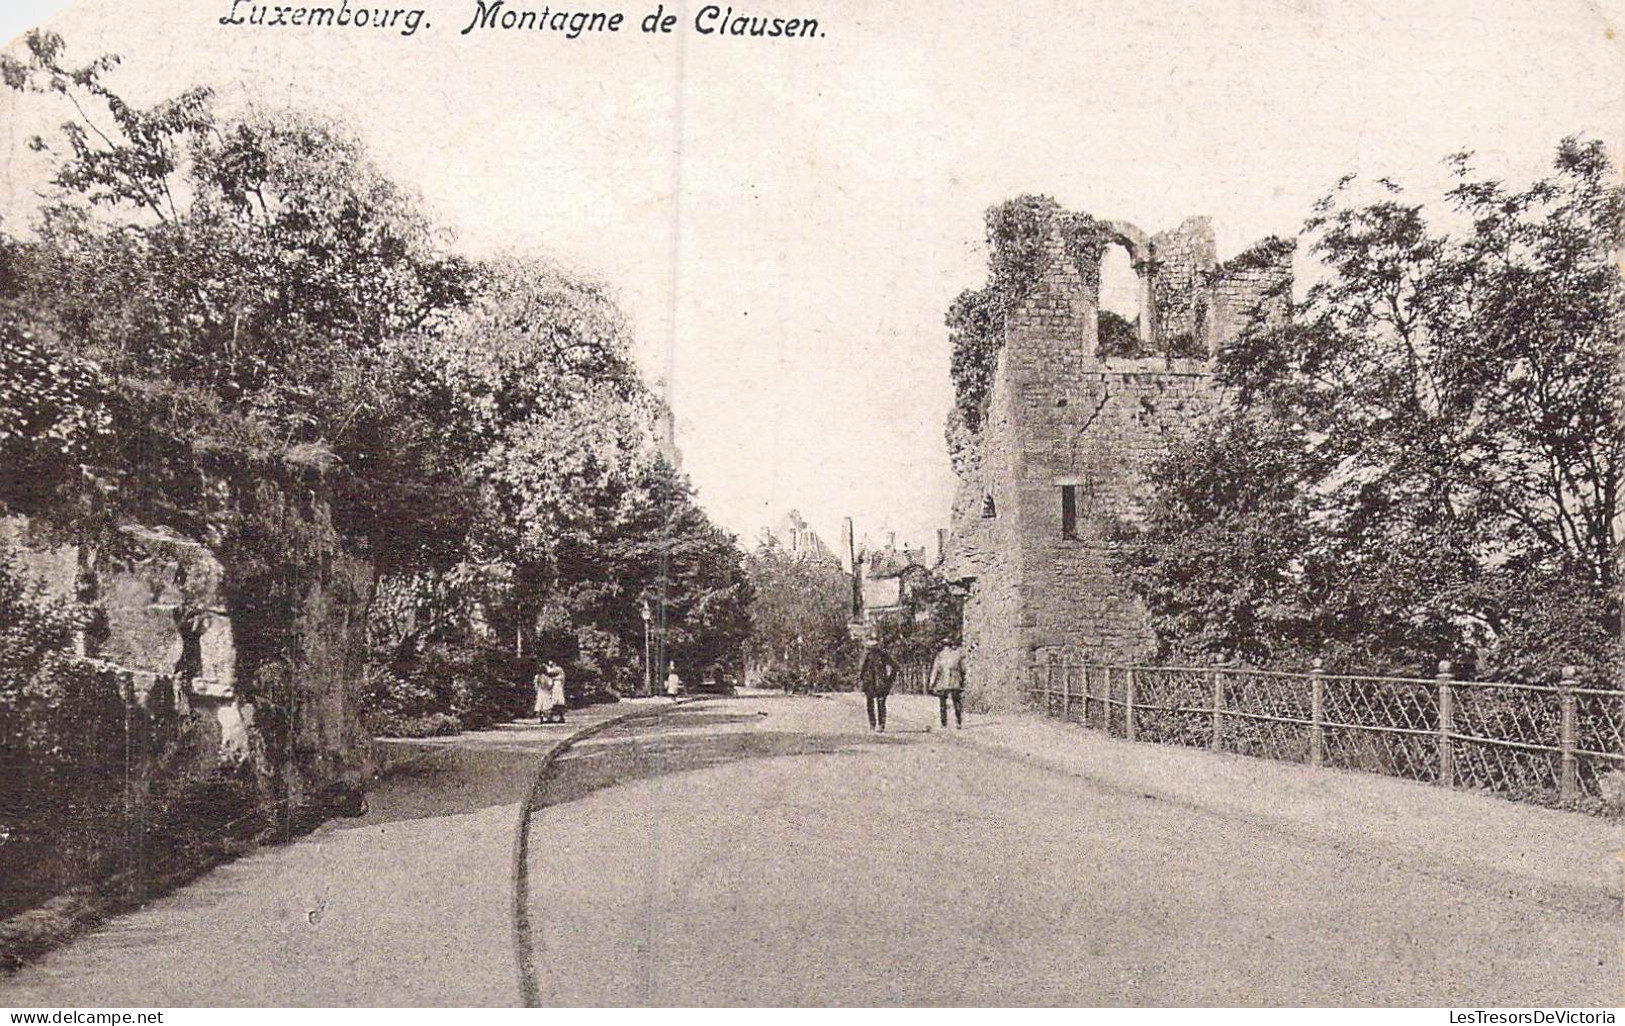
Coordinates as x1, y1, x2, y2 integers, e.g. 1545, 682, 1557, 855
1, 463, 375, 844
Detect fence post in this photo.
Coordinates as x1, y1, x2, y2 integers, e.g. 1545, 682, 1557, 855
1559, 664, 1578, 805
1125, 664, 1138, 743
1082, 664, 1093, 729
1210, 657, 1225, 752
1105, 663, 1118, 734
1061, 663, 1071, 723
1437, 660, 1455, 789
1099, 665, 1111, 736
1027, 645, 1039, 707
1309, 657, 1325, 769
1100, 665, 1112, 733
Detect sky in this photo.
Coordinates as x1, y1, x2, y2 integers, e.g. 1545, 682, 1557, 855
2, 0, 1622, 555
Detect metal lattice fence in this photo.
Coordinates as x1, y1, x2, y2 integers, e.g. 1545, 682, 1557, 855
1028, 659, 1625, 814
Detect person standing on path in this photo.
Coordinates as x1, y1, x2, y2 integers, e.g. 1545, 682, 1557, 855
665, 662, 683, 699
929, 640, 966, 729
856, 637, 897, 732
547, 661, 567, 723
536, 661, 567, 724
534, 665, 554, 724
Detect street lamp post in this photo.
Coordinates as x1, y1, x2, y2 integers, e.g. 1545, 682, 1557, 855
640, 598, 652, 697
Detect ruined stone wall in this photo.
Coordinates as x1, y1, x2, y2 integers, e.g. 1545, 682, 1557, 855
1205, 237, 1295, 350
1150, 218, 1217, 351
945, 348, 1018, 712
0, 466, 375, 815
947, 206, 1289, 711
1021, 363, 1216, 666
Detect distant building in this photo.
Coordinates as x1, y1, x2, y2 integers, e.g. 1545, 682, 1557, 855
841, 521, 947, 628
761, 509, 839, 567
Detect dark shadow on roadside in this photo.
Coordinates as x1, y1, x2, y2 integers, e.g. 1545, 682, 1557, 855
346, 745, 557, 828
353, 704, 908, 828
535, 707, 909, 812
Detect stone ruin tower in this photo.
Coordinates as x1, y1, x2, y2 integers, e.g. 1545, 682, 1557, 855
942, 209, 1293, 711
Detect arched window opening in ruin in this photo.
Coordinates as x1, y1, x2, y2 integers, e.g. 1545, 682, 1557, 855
981, 493, 997, 519
1097, 244, 1148, 359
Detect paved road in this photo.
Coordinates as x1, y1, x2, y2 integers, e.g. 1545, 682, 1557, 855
524, 697, 1619, 1006
2, 694, 1617, 1006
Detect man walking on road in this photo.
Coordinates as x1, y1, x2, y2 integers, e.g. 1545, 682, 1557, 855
929, 639, 966, 729
857, 637, 897, 732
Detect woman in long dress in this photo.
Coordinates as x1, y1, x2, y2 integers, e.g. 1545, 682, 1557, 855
533, 667, 554, 723
548, 663, 567, 722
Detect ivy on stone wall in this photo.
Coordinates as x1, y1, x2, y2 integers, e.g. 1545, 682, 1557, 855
1216, 235, 1296, 276
946, 196, 1058, 447
1060, 212, 1111, 292
1096, 310, 1143, 359
947, 201, 1118, 453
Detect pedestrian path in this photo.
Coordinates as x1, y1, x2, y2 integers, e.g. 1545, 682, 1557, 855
835, 691, 1622, 917
0, 699, 674, 1007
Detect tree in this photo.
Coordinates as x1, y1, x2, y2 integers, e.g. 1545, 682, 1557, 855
868, 564, 963, 667
744, 535, 853, 687
545, 457, 752, 689
1116, 139, 1622, 680
1111, 413, 1315, 665
2, 31, 754, 740
2, 31, 479, 567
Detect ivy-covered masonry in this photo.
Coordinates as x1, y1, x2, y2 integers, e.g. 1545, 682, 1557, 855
941, 199, 1292, 710
1, 326, 376, 949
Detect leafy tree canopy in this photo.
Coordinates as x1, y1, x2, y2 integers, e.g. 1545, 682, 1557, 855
1115, 139, 1622, 682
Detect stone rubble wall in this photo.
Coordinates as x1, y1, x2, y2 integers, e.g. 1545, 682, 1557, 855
947, 207, 1291, 712
1150, 217, 1217, 350
1, 468, 374, 815
1205, 237, 1296, 350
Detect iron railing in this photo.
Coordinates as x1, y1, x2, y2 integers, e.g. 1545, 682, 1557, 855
1027, 659, 1624, 813
898, 659, 935, 695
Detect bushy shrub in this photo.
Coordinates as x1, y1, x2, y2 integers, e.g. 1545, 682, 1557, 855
0, 318, 113, 512
362, 639, 533, 736
0, 549, 125, 920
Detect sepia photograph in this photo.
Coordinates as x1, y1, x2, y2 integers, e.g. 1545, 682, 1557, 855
0, 0, 1620, 1009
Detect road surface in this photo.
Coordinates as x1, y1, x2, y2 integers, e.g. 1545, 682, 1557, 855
2, 694, 1618, 1006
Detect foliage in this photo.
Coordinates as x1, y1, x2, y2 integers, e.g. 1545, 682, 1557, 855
4, 30, 470, 413
0, 316, 113, 506
543, 458, 753, 690
945, 198, 1163, 453
946, 196, 1063, 435
363, 257, 754, 699
868, 565, 963, 664
1110, 413, 1316, 666
743, 534, 854, 685
0, 547, 123, 919
1, 32, 753, 744
361, 639, 528, 736
1115, 139, 1623, 681
1096, 309, 1143, 359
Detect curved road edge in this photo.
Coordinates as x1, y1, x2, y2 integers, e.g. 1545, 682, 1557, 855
510, 698, 697, 1007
